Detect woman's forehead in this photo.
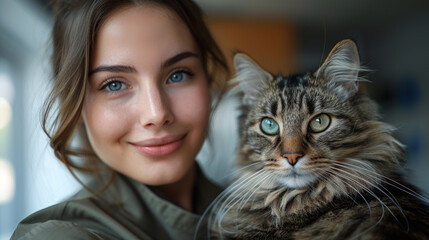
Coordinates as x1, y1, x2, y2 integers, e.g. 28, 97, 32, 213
92, 5, 198, 69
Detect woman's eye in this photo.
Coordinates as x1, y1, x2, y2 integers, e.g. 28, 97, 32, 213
103, 80, 126, 92
167, 70, 190, 83
309, 113, 331, 133
260, 117, 279, 136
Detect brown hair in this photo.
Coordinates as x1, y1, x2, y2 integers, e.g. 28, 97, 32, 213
43, 0, 229, 193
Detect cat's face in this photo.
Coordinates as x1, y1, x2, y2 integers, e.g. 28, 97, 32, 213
241, 73, 362, 189
233, 40, 400, 190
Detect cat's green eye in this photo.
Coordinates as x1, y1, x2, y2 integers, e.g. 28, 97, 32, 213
260, 118, 279, 136
309, 114, 331, 133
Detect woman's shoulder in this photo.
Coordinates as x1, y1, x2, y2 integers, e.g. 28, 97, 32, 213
10, 176, 139, 240
10, 198, 116, 240
11, 217, 107, 240
11, 166, 223, 240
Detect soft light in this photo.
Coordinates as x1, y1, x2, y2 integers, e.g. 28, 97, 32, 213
0, 158, 15, 204
0, 97, 12, 129
0, 73, 15, 103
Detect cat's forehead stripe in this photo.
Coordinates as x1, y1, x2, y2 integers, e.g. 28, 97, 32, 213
307, 97, 315, 115
270, 101, 278, 116
277, 73, 308, 90
278, 93, 285, 111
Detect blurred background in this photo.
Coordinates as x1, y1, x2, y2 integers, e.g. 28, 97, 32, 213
1, 0, 428, 238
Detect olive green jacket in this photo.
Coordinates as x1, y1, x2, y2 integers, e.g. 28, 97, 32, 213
11, 166, 222, 240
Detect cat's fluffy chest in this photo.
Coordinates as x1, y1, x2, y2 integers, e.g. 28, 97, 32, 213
215, 180, 429, 240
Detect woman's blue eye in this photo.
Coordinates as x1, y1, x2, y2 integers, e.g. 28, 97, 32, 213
167, 71, 187, 83
106, 81, 125, 92
260, 117, 279, 136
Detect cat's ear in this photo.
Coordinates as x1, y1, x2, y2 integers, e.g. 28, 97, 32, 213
231, 53, 273, 105
316, 39, 361, 99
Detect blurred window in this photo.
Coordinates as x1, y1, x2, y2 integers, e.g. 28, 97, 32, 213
0, 59, 16, 240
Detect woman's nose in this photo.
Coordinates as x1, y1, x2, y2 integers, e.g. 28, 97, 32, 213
139, 85, 174, 128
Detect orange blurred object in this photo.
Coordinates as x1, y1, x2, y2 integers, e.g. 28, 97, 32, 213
207, 17, 297, 75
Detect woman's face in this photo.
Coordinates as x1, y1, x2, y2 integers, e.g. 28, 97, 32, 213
83, 5, 210, 186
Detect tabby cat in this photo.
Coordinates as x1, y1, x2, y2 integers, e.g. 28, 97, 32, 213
208, 39, 429, 239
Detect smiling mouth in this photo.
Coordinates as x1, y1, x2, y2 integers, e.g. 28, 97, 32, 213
130, 134, 187, 157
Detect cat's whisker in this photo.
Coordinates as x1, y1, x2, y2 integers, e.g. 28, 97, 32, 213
235, 172, 269, 209
338, 158, 429, 204
330, 157, 427, 224
202, 169, 266, 239
319, 159, 401, 208
336, 171, 388, 239
214, 170, 268, 235
222, 160, 265, 181
314, 169, 361, 207
327, 166, 391, 207
215, 179, 256, 219
323, 168, 374, 221
311, 158, 371, 202
328, 166, 409, 230
238, 172, 273, 211
339, 157, 376, 171
324, 168, 388, 236
220, 172, 273, 235
329, 161, 403, 208
223, 171, 267, 205
330, 160, 380, 178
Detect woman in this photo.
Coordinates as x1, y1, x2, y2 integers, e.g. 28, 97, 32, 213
12, 0, 229, 239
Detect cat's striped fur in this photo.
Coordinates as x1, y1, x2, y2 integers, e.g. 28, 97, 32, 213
209, 40, 429, 239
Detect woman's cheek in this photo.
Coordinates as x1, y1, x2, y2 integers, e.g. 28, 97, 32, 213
174, 84, 210, 125
84, 98, 131, 148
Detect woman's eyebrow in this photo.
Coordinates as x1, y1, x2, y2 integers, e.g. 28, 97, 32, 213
162, 51, 199, 68
89, 51, 199, 76
90, 65, 137, 76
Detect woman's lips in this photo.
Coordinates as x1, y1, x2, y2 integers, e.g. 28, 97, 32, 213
130, 134, 186, 157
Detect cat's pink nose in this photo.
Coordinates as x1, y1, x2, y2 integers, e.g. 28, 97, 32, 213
281, 152, 304, 166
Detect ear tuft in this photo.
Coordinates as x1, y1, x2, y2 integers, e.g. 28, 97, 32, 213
316, 39, 362, 99
229, 53, 273, 105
